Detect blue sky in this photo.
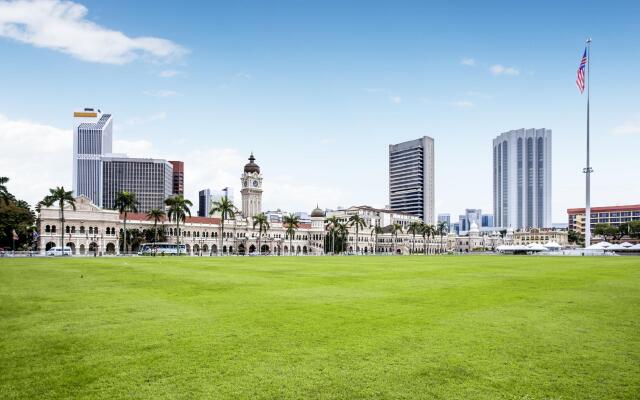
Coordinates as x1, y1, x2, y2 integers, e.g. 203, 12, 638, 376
0, 0, 639, 222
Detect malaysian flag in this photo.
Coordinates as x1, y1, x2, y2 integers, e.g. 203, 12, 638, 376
576, 48, 587, 93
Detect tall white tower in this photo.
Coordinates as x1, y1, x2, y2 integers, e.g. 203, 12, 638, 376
240, 153, 263, 219
72, 108, 112, 207
493, 128, 552, 229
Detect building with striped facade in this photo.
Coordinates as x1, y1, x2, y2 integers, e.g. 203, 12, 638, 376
493, 128, 552, 229
388, 136, 435, 224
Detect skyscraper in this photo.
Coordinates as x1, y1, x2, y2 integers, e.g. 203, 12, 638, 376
388, 136, 435, 223
72, 108, 112, 207
437, 213, 451, 227
465, 208, 482, 229
493, 128, 552, 229
198, 189, 213, 217
169, 161, 184, 195
102, 155, 173, 213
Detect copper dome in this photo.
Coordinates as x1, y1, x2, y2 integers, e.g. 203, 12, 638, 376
244, 153, 260, 174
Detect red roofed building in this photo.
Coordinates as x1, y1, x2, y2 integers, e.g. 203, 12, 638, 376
567, 204, 640, 234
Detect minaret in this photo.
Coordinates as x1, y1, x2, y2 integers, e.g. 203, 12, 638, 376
240, 153, 263, 218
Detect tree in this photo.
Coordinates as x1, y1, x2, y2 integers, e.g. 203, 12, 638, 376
421, 223, 436, 255
210, 197, 236, 256
324, 216, 339, 254
594, 223, 618, 242
336, 221, 349, 253
348, 214, 367, 254
165, 195, 192, 253
114, 191, 139, 254
0, 177, 12, 205
407, 221, 422, 254
370, 224, 384, 255
146, 208, 166, 255
283, 213, 300, 255
568, 230, 583, 245
391, 223, 403, 254
437, 221, 449, 253
252, 213, 270, 254
40, 187, 76, 251
628, 221, 640, 239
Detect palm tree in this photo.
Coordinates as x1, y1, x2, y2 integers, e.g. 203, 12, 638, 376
0, 176, 11, 205
437, 221, 448, 254
283, 213, 300, 255
348, 214, 367, 254
40, 186, 76, 250
146, 208, 166, 255
210, 197, 236, 255
391, 223, 403, 254
407, 221, 422, 254
370, 223, 384, 255
114, 191, 139, 254
325, 216, 339, 254
165, 195, 192, 253
336, 221, 349, 253
252, 213, 270, 254
422, 224, 436, 255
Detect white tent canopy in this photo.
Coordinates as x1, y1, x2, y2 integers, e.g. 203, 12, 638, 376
527, 243, 548, 251
543, 241, 561, 249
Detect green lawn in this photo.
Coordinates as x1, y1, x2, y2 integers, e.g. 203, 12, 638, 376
1, 256, 639, 399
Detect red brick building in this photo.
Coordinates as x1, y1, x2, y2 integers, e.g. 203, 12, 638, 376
169, 161, 184, 195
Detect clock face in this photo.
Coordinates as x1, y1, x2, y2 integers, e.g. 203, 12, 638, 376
252, 180, 259, 187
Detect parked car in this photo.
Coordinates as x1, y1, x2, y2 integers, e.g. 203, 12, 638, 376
46, 246, 72, 256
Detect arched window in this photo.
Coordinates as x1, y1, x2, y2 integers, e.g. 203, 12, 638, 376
51, 225, 57, 233
45, 225, 51, 233
79, 226, 85, 234
71, 226, 76, 233
65, 226, 70, 233
89, 227, 94, 234
94, 227, 99, 234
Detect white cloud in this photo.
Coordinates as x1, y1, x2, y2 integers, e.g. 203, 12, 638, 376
0, 0, 187, 65
461, 57, 476, 66
451, 100, 475, 108
158, 70, 180, 78
489, 64, 520, 76
611, 119, 640, 136
113, 139, 154, 157
125, 112, 167, 126
234, 72, 252, 80
389, 95, 402, 104
143, 89, 179, 98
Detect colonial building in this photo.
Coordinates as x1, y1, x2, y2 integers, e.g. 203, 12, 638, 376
240, 153, 263, 219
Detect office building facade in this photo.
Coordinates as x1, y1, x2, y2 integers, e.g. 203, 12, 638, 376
437, 213, 451, 227
388, 136, 435, 223
102, 156, 173, 213
73, 108, 113, 207
482, 214, 494, 227
493, 128, 552, 229
568, 204, 640, 235
169, 161, 184, 195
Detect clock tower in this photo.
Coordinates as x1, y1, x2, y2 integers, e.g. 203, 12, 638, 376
240, 153, 263, 218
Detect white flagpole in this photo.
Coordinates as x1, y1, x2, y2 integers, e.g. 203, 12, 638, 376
584, 38, 593, 247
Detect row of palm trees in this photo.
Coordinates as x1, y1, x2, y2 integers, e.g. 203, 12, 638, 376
324, 215, 449, 255
39, 186, 449, 255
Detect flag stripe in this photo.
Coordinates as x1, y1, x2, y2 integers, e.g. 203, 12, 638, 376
576, 48, 587, 93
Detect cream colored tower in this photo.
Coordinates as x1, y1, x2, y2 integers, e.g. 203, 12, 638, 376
240, 153, 263, 218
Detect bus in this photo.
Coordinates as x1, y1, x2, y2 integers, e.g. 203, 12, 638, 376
138, 243, 187, 256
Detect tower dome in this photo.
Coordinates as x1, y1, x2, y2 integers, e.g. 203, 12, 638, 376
244, 153, 260, 174
311, 205, 325, 218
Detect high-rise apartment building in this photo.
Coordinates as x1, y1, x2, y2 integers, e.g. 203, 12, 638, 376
102, 156, 173, 213
388, 136, 435, 223
493, 128, 552, 229
465, 208, 482, 229
169, 161, 184, 195
73, 108, 113, 207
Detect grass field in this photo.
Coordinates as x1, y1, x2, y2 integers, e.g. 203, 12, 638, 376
1, 256, 639, 399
